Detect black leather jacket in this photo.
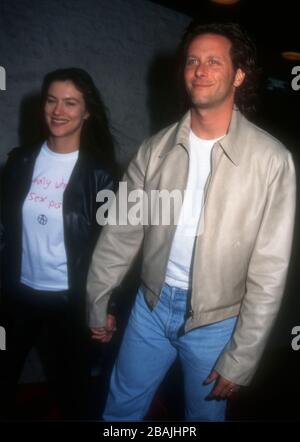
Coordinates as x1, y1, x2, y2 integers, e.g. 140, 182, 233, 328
0, 143, 115, 319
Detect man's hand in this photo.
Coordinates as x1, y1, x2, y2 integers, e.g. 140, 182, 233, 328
90, 314, 117, 343
204, 370, 240, 400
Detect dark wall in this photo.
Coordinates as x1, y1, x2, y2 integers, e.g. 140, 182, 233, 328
0, 0, 190, 167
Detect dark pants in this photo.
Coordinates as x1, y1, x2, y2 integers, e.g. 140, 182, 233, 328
0, 284, 92, 420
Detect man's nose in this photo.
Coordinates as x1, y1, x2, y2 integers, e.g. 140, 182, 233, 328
195, 63, 208, 77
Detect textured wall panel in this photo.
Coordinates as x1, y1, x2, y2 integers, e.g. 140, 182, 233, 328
0, 0, 190, 167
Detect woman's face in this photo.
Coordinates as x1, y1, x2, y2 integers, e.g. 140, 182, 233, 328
44, 80, 89, 142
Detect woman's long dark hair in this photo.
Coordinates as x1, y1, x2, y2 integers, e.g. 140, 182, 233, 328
178, 22, 259, 118
41, 67, 116, 167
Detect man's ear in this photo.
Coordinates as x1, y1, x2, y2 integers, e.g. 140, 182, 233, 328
233, 68, 245, 87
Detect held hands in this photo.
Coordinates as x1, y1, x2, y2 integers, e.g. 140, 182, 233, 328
204, 370, 240, 400
90, 314, 117, 343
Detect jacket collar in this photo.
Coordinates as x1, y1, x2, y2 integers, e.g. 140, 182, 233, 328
218, 107, 248, 166
169, 107, 249, 166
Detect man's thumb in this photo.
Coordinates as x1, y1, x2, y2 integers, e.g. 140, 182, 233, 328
203, 370, 218, 385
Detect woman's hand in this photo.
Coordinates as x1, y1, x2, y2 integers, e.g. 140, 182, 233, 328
90, 314, 117, 343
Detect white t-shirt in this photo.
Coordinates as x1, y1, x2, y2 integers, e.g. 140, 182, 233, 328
21, 142, 79, 291
165, 130, 223, 289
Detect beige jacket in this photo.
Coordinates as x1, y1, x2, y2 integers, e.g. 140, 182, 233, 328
87, 109, 296, 385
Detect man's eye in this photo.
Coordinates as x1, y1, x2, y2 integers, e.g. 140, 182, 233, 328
186, 58, 198, 66
208, 59, 219, 65
46, 97, 56, 103
66, 101, 76, 106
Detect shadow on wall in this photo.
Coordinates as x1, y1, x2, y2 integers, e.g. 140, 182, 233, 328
0, 92, 42, 313
147, 52, 186, 135
18, 92, 43, 148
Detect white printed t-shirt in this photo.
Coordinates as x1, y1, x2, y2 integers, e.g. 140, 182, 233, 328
21, 142, 79, 291
165, 130, 223, 290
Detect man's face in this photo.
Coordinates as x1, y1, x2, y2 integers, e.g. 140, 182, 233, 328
184, 33, 245, 110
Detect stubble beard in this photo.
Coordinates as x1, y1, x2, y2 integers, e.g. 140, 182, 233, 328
187, 84, 235, 111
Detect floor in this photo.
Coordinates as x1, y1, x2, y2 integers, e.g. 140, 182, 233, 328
6, 345, 300, 422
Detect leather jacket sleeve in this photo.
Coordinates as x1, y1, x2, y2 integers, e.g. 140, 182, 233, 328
87, 140, 150, 327
215, 150, 296, 385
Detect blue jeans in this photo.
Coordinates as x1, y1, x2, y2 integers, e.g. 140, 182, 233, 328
103, 284, 237, 421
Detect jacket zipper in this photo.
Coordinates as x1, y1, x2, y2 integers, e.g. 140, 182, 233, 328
189, 142, 219, 320
157, 144, 190, 299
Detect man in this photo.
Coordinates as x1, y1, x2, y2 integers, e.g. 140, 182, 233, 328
87, 22, 296, 421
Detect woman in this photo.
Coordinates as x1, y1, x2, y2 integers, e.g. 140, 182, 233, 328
0, 68, 116, 419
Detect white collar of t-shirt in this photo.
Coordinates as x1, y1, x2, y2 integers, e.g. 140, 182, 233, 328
41, 142, 79, 161
189, 129, 224, 149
